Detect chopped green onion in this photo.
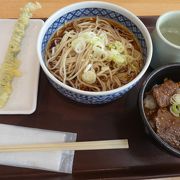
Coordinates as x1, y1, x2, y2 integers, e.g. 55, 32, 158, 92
71, 37, 86, 53
170, 104, 180, 117
71, 31, 128, 66
170, 93, 180, 117
108, 49, 126, 65
81, 32, 96, 41
82, 64, 96, 84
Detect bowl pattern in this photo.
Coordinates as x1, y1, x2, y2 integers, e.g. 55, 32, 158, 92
40, 7, 148, 104
49, 77, 136, 104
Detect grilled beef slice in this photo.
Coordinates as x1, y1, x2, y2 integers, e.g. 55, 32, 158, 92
152, 80, 178, 108
155, 108, 180, 150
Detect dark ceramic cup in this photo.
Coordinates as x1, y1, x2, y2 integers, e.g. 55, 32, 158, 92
139, 63, 180, 157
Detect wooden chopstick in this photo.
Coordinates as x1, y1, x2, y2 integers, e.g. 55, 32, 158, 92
0, 139, 128, 152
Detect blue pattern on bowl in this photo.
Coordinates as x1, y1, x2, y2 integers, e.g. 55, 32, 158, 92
41, 8, 147, 104
49, 78, 137, 104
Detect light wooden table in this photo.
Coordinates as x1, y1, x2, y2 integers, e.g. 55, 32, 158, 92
0, 1, 179, 179
0, 0, 180, 18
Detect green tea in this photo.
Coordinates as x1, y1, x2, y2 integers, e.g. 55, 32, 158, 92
160, 25, 180, 46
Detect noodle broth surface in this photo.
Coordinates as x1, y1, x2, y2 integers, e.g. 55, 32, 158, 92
45, 16, 143, 92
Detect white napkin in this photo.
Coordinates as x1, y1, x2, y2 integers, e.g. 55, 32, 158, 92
0, 124, 77, 173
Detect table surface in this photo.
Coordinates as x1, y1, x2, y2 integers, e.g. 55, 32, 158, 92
0, 1, 180, 180
0, 0, 180, 18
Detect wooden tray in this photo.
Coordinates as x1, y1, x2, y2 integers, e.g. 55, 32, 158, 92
0, 16, 179, 180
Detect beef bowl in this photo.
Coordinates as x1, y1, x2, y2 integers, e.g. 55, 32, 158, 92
37, 1, 152, 104
139, 63, 180, 157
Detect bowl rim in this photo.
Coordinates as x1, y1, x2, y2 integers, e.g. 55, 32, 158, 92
37, 1, 153, 96
139, 63, 180, 157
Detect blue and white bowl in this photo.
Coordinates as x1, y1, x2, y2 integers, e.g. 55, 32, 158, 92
37, 1, 152, 104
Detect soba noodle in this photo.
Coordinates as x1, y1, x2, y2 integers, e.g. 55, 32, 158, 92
45, 17, 143, 91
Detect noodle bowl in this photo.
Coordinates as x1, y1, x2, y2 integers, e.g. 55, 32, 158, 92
37, 1, 152, 104
45, 17, 143, 92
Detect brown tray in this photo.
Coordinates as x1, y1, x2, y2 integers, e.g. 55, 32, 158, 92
0, 16, 180, 180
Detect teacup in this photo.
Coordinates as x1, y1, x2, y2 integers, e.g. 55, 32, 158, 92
151, 11, 180, 69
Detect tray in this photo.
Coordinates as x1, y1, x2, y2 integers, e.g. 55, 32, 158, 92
0, 16, 179, 180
